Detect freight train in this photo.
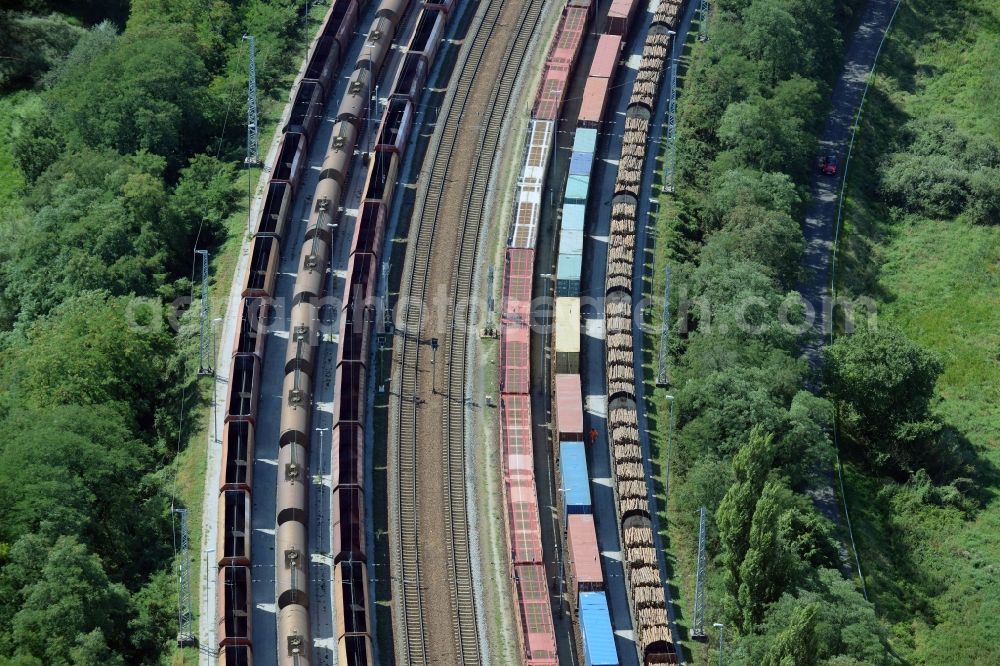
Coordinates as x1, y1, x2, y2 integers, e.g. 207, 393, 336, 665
217, 4, 364, 664
315, 1, 455, 665
602, 1, 687, 663
497, 1, 595, 664
550, 4, 630, 665
499, 0, 687, 663
214, 0, 456, 662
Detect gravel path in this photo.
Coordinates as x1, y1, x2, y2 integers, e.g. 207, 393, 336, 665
798, 0, 899, 526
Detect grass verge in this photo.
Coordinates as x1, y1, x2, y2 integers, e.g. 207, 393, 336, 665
835, 0, 1000, 661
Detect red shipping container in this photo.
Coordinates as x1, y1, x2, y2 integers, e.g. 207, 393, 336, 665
567, 514, 604, 596
554, 373, 584, 442
590, 33, 622, 79
578, 76, 610, 127
607, 0, 638, 36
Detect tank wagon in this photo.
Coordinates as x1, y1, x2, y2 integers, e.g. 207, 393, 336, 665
270, 0, 432, 663
317, 1, 454, 664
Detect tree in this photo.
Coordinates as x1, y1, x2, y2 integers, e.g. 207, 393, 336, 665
11, 111, 64, 183
740, 0, 806, 85
762, 603, 819, 666
0, 10, 83, 90
776, 391, 834, 488
703, 168, 799, 230
3, 292, 171, 423
41, 20, 118, 88
167, 153, 238, 261
716, 428, 776, 612
824, 326, 943, 472
12, 536, 128, 666
47, 26, 213, 166
738, 481, 792, 629
127, 570, 176, 662
700, 205, 804, 287
0, 403, 165, 581
718, 97, 814, 177
680, 366, 793, 459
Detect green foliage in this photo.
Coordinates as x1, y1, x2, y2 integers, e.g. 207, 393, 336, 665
731, 569, 890, 664
0, 2, 314, 662
716, 428, 776, 612
0, 10, 84, 90
879, 118, 1000, 224
47, 27, 214, 166
663, 8, 864, 648
40, 19, 118, 88
0, 149, 235, 325
824, 326, 945, 473
829, 1, 1000, 660
761, 603, 819, 666
10, 536, 128, 666
3, 292, 172, 422
10, 108, 64, 184
737, 481, 793, 628
703, 168, 800, 229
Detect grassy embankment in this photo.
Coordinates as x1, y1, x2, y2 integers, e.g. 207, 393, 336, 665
835, 0, 1000, 662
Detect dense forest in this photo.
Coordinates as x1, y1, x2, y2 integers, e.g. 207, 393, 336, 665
657, 0, 906, 662
0, 2, 311, 663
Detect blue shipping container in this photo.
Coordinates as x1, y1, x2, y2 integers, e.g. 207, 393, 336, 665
556, 254, 582, 296
560, 441, 592, 516
562, 203, 586, 231
570, 151, 594, 176
574, 127, 598, 154
579, 592, 619, 666
566, 174, 590, 204
559, 228, 584, 256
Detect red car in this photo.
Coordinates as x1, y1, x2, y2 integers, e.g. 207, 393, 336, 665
818, 153, 839, 176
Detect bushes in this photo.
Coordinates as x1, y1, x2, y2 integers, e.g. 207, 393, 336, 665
0, 11, 84, 90
824, 326, 946, 475
879, 118, 1000, 223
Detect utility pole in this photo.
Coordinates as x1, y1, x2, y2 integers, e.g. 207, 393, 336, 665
196, 250, 212, 376
714, 622, 726, 666
664, 51, 679, 193
242, 35, 260, 166
698, 0, 710, 42
691, 506, 708, 640
656, 265, 671, 387
174, 508, 196, 647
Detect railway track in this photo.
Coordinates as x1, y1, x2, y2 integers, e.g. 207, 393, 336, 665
392, 0, 544, 662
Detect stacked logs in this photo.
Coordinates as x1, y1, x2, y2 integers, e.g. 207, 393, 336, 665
602, 1, 687, 662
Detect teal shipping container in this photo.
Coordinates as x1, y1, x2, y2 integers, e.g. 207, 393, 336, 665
556, 254, 582, 296
562, 203, 586, 231
574, 127, 598, 154
565, 174, 590, 204
559, 229, 584, 256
